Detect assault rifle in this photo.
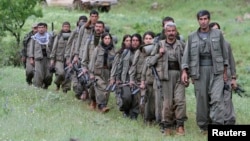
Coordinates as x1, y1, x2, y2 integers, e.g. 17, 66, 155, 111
234, 84, 246, 97
64, 65, 74, 80
72, 63, 97, 88
224, 83, 247, 97
151, 66, 163, 99
105, 82, 141, 95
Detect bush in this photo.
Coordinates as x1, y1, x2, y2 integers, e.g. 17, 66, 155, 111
0, 38, 22, 67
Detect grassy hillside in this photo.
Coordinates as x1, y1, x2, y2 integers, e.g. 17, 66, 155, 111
1, 0, 250, 140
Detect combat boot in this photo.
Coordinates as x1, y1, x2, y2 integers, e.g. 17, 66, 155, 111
99, 106, 110, 113
176, 126, 185, 136
97, 104, 110, 113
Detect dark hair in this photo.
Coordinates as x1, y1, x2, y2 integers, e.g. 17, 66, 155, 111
78, 15, 88, 22
117, 34, 131, 54
101, 32, 113, 47
143, 31, 155, 40
37, 22, 47, 27
62, 21, 70, 26
101, 32, 112, 40
209, 22, 220, 29
131, 33, 142, 45
90, 9, 99, 16
162, 16, 175, 27
197, 10, 210, 20
77, 16, 88, 26
96, 21, 105, 27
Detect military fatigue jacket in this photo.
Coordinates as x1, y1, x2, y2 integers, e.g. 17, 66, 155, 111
110, 53, 121, 80
64, 28, 79, 60
116, 49, 135, 82
182, 28, 228, 79
141, 56, 154, 84
74, 25, 94, 58
129, 48, 147, 82
148, 40, 185, 81
89, 45, 116, 76
28, 33, 53, 60
81, 33, 102, 69
50, 31, 71, 61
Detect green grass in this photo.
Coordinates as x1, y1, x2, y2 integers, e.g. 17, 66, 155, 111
0, 67, 209, 141
1, 0, 250, 140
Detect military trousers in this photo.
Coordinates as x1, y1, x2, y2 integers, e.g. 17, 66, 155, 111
54, 61, 71, 91
161, 70, 187, 128
25, 58, 34, 84
94, 69, 110, 107
193, 66, 224, 131
143, 84, 156, 122
119, 85, 140, 119
33, 58, 53, 88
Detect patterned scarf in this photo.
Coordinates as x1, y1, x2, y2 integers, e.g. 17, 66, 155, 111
32, 32, 50, 45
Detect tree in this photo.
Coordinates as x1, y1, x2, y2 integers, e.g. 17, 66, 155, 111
0, 0, 43, 46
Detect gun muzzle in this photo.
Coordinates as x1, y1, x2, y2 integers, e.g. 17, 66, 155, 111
132, 87, 140, 95
78, 72, 84, 78
111, 84, 117, 92
105, 84, 112, 91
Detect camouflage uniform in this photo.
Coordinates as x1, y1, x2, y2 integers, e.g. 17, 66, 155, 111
80, 30, 102, 103
65, 28, 78, 89
130, 44, 155, 123
182, 28, 228, 131
141, 44, 157, 123
116, 49, 139, 119
65, 27, 83, 97
88, 44, 115, 109
74, 25, 95, 100
150, 40, 187, 130
75, 25, 94, 60
50, 31, 71, 92
28, 33, 53, 89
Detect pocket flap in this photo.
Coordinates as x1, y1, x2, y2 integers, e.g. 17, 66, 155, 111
215, 57, 223, 62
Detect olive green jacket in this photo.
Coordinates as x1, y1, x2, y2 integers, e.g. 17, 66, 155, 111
50, 32, 71, 61
74, 25, 94, 58
129, 49, 146, 82
89, 45, 116, 76
148, 40, 185, 81
28, 33, 53, 60
181, 29, 228, 79
64, 28, 79, 60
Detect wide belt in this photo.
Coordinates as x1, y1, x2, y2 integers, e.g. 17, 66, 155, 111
168, 61, 180, 70
200, 54, 213, 66
200, 59, 213, 66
